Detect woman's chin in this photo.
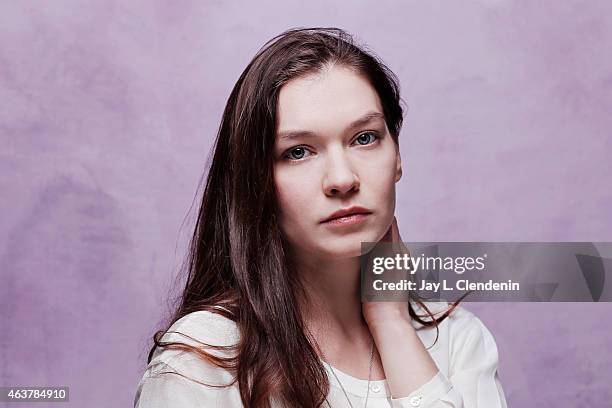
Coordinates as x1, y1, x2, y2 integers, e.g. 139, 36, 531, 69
316, 237, 375, 259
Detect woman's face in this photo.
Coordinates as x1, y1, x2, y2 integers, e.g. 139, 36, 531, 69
273, 65, 402, 260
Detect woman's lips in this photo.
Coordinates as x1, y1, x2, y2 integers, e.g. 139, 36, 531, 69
322, 212, 370, 226
321, 206, 372, 223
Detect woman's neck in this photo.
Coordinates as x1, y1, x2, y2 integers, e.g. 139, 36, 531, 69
295, 254, 385, 380
296, 255, 368, 341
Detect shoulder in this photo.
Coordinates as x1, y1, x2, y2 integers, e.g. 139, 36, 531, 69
164, 309, 239, 345
414, 301, 501, 371
413, 301, 497, 349
429, 302, 501, 368
442, 304, 496, 350
149, 309, 240, 370
135, 310, 241, 407
412, 301, 483, 330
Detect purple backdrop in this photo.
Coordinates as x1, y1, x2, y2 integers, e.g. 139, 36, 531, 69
1, 1, 611, 407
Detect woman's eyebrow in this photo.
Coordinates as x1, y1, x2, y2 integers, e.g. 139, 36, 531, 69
277, 111, 385, 141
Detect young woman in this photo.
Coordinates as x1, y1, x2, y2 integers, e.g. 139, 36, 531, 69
134, 27, 508, 408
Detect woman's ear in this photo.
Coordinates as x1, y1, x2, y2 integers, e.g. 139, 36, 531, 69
395, 149, 402, 182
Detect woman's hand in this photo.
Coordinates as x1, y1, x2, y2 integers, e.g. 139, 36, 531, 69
361, 216, 412, 329
361, 216, 441, 399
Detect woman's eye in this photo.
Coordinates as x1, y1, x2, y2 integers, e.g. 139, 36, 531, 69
354, 132, 379, 146
282, 133, 378, 161
285, 146, 311, 161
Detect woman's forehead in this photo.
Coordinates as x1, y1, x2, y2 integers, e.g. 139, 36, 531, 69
276, 66, 383, 137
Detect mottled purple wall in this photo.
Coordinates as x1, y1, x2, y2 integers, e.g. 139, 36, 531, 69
1, 1, 611, 407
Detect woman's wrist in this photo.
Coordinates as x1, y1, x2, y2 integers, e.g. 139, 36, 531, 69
365, 305, 414, 334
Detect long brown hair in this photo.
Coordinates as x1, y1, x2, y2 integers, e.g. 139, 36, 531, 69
147, 27, 465, 408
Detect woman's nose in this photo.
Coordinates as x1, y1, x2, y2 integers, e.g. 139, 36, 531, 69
322, 151, 360, 196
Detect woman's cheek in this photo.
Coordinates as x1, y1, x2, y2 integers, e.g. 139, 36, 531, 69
275, 176, 314, 228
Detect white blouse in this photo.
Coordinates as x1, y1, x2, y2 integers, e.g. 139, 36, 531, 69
134, 302, 508, 407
